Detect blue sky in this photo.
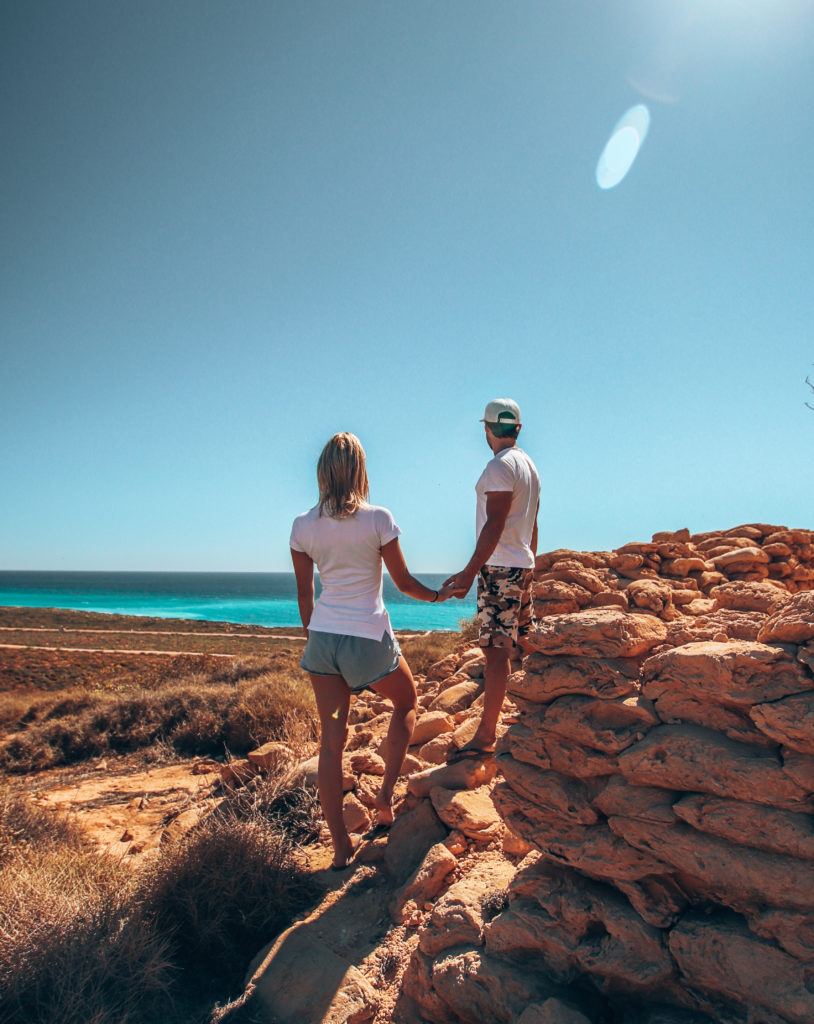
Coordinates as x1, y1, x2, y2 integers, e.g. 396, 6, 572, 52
2, 1, 812, 573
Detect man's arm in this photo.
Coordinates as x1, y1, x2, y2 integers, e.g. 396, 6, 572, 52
444, 490, 512, 596
290, 548, 315, 629
531, 499, 539, 556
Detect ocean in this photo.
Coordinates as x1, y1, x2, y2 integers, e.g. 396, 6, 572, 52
0, 571, 476, 632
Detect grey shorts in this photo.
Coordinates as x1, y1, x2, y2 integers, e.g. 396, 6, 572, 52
300, 630, 402, 691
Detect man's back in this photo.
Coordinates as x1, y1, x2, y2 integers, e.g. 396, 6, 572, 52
475, 446, 540, 568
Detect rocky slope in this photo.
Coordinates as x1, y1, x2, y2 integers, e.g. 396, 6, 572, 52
215, 523, 814, 1024
38, 523, 814, 1024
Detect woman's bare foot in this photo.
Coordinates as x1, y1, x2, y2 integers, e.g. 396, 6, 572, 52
331, 834, 357, 870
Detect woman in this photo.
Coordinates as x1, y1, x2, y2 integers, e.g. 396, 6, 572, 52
290, 432, 452, 870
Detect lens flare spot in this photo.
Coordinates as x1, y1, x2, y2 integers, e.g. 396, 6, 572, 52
596, 104, 650, 190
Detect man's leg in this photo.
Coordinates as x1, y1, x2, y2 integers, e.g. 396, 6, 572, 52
468, 644, 510, 751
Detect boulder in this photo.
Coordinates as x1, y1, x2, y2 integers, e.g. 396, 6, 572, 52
247, 742, 294, 772
242, 924, 379, 1024
668, 914, 814, 1024
407, 757, 497, 800
618, 724, 813, 811
711, 546, 770, 571
609, 817, 814, 912
493, 785, 670, 882
591, 776, 677, 824
485, 858, 675, 995
747, 907, 814, 961
430, 785, 503, 842
432, 949, 565, 1024
527, 694, 658, 755
509, 653, 639, 703
672, 793, 814, 860
758, 591, 814, 644
410, 710, 456, 747
500, 722, 619, 779
383, 798, 448, 885
641, 640, 812, 709
389, 841, 458, 924
497, 759, 600, 825
710, 581, 790, 614
418, 851, 516, 957
429, 678, 484, 715
646, 689, 776, 747
626, 579, 675, 614
750, 691, 814, 754
523, 609, 667, 659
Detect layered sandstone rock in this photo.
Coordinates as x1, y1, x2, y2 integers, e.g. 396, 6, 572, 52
403, 531, 814, 1024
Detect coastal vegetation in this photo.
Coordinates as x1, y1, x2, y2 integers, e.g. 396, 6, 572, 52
0, 606, 465, 1023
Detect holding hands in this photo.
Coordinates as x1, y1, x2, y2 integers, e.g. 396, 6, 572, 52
440, 571, 475, 600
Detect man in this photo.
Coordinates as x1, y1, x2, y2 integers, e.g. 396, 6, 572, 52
444, 398, 540, 761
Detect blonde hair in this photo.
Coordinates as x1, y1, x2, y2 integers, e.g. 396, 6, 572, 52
317, 432, 370, 518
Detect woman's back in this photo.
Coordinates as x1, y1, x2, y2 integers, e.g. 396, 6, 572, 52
289, 503, 401, 639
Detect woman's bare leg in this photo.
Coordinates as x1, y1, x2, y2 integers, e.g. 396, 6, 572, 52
369, 656, 417, 826
310, 673, 354, 868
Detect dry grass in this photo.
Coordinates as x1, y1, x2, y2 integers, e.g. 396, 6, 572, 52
0, 794, 175, 1024
0, 773, 320, 1023
0, 659, 316, 774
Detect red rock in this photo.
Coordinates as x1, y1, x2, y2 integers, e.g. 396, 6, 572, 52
383, 798, 448, 885
429, 677, 484, 714
485, 858, 675, 994
591, 776, 677, 824
616, 875, 688, 929
418, 851, 516, 957
758, 591, 814, 644
618, 724, 813, 811
497, 758, 600, 825
647, 689, 775, 747
407, 758, 497, 799
710, 580, 790, 613
750, 691, 814, 754
500, 722, 619, 779
590, 590, 629, 610
660, 557, 707, 576
626, 579, 675, 615
668, 914, 814, 1024
430, 785, 502, 842
641, 640, 812, 709
411, 710, 455, 747
672, 793, 814, 860
432, 949, 564, 1024
425, 651, 460, 682
511, 653, 639, 703
747, 907, 814, 962
523, 609, 667, 659
609, 817, 814, 911
493, 786, 670, 882
528, 695, 658, 755
389, 841, 458, 924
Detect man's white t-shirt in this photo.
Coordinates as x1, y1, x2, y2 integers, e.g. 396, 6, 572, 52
476, 447, 540, 569
289, 504, 401, 640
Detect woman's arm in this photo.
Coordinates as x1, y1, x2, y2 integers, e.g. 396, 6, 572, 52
381, 537, 450, 602
290, 548, 316, 629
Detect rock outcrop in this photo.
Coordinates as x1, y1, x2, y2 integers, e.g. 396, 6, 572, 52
229, 524, 814, 1024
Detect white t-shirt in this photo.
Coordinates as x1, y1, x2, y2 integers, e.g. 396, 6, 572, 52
475, 447, 540, 569
289, 503, 401, 640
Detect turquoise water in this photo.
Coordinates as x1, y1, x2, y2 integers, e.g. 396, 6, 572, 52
0, 571, 476, 632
